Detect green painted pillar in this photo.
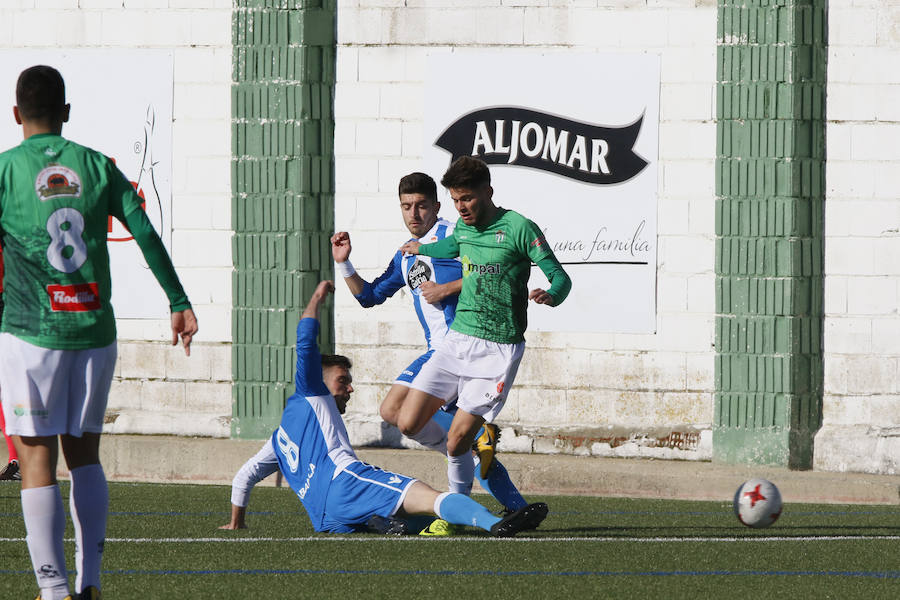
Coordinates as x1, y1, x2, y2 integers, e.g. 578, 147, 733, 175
714, 0, 827, 468
231, 0, 336, 438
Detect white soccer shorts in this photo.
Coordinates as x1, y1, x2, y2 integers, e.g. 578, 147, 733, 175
0, 333, 117, 437
410, 329, 524, 423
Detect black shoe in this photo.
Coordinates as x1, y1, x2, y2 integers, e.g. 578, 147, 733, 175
490, 502, 548, 537
365, 515, 409, 536
499, 503, 549, 531
0, 460, 20, 481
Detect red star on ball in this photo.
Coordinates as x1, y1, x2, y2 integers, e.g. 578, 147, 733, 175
743, 484, 767, 507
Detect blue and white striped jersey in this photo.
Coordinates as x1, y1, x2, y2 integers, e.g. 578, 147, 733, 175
272, 317, 358, 532
354, 218, 461, 351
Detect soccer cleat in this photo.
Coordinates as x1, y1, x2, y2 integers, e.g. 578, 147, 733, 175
34, 596, 73, 600
499, 503, 548, 531
418, 518, 460, 536
0, 459, 21, 481
365, 515, 409, 536
490, 502, 549, 537
77, 586, 101, 600
473, 423, 500, 479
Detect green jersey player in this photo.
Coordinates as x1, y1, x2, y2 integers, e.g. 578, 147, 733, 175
398, 156, 571, 510
0, 65, 198, 600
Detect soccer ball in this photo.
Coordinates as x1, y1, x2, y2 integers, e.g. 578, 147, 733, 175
733, 478, 782, 528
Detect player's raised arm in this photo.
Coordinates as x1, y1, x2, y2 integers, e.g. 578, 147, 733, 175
302, 280, 334, 321
331, 232, 366, 296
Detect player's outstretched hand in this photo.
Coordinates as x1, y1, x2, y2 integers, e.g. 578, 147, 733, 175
171, 308, 199, 356
399, 240, 421, 255
331, 231, 352, 263
312, 280, 335, 300
529, 288, 556, 306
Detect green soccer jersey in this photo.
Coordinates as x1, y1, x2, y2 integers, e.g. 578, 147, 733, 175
0, 133, 190, 350
418, 208, 571, 344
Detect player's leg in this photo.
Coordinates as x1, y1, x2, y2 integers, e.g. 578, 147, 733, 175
395, 388, 445, 440
400, 481, 546, 537
0, 334, 72, 599
384, 351, 451, 453
0, 404, 21, 480
59, 341, 116, 598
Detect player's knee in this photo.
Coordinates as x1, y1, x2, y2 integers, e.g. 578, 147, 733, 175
445, 435, 468, 457
397, 417, 422, 438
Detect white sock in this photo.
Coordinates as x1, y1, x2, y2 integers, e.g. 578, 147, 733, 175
21, 485, 70, 600
408, 419, 448, 454
447, 452, 474, 496
70, 464, 108, 594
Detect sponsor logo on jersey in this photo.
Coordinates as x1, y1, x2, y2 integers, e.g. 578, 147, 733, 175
495, 230, 506, 244
13, 405, 49, 418
497, 381, 505, 394
47, 283, 101, 312
35, 164, 82, 200
407, 259, 432, 290
461, 256, 501, 277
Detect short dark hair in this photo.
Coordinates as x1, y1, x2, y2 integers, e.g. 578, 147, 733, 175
322, 354, 352, 371
16, 65, 66, 122
398, 172, 437, 203
440, 156, 491, 190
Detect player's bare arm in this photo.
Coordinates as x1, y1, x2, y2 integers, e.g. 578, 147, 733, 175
419, 278, 462, 304
399, 240, 421, 255
331, 232, 366, 295
171, 307, 198, 356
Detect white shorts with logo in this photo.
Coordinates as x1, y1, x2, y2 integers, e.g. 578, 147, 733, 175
0, 333, 117, 437
409, 329, 525, 423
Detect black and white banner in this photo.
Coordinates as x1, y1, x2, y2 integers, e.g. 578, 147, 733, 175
426, 52, 660, 333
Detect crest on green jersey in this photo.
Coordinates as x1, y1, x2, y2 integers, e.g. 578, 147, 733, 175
35, 164, 81, 200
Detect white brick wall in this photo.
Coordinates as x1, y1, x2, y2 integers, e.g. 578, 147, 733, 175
0, 0, 233, 436
818, 2, 900, 473
336, 0, 716, 460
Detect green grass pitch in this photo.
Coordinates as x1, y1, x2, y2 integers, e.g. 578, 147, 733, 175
1, 481, 898, 598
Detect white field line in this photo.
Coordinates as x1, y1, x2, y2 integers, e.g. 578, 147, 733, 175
1, 535, 899, 543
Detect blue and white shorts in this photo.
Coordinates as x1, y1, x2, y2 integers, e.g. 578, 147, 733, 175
394, 350, 434, 386
321, 461, 416, 533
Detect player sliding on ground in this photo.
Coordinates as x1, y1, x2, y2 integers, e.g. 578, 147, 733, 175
397, 156, 572, 512
331, 171, 538, 536
219, 280, 547, 537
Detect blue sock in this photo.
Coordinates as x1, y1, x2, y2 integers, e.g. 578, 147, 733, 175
435, 492, 501, 532
475, 459, 528, 511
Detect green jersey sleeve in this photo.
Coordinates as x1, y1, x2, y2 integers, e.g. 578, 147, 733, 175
417, 234, 460, 259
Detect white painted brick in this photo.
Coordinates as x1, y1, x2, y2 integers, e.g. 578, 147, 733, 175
401, 121, 424, 157
182, 381, 231, 414
823, 355, 848, 396
826, 161, 876, 199
503, 0, 549, 6
824, 316, 872, 354
377, 158, 421, 194
118, 342, 168, 379
475, 8, 525, 45
180, 268, 231, 305
173, 47, 231, 84
189, 10, 231, 46
656, 314, 714, 352
141, 380, 187, 411
0, 12, 11, 44
687, 274, 714, 313
1, 1, 35, 7
334, 82, 381, 119
355, 121, 403, 156
173, 119, 229, 160
334, 121, 357, 155
174, 83, 230, 120
872, 237, 900, 275
379, 83, 424, 120
55, 11, 103, 46
871, 318, 900, 355
660, 47, 716, 83
824, 123, 852, 161
851, 123, 900, 161
658, 235, 713, 274
656, 273, 688, 312
845, 356, 898, 395
830, 9, 877, 46
522, 7, 571, 46
876, 8, 900, 47
10, 10, 58, 46
337, 8, 386, 45
517, 348, 568, 386
77, 0, 120, 7
827, 49, 882, 84
124, 0, 168, 7
208, 344, 232, 381
658, 392, 712, 425
336, 157, 379, 193
336, 47, 359, 82
165, 341, 213, 380
874, 85, 900, 121
685, 352, 714, 391
825, 238, 876, 275
117, 320, 174, 343
169, 0, 232, 7
821, 394, 870, 427
658, 121, 715, 160
171, 230, 233, 268
874, 163, 900, 200
662, 159, 714, 197
108, 380, 144, 412
172, 195, 231, 231
688, 195, 715, 236
515, 387, 567, 427
825, 83, 878, 122
191, 304, 231, 343
609, 11, 671, 50
826, 200, 899, 237
612, 390, 663, 427
358, 46, 408, 82
847, 277, 898, 315
666, 8, 717, 47
352, 195, 407, 233
566, 389, 612, 425
177, 156, 230, 195
824, 275, 848, 314
660, 83, 714, 121
657, 197, 689, 235
383, 8, 437, 45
